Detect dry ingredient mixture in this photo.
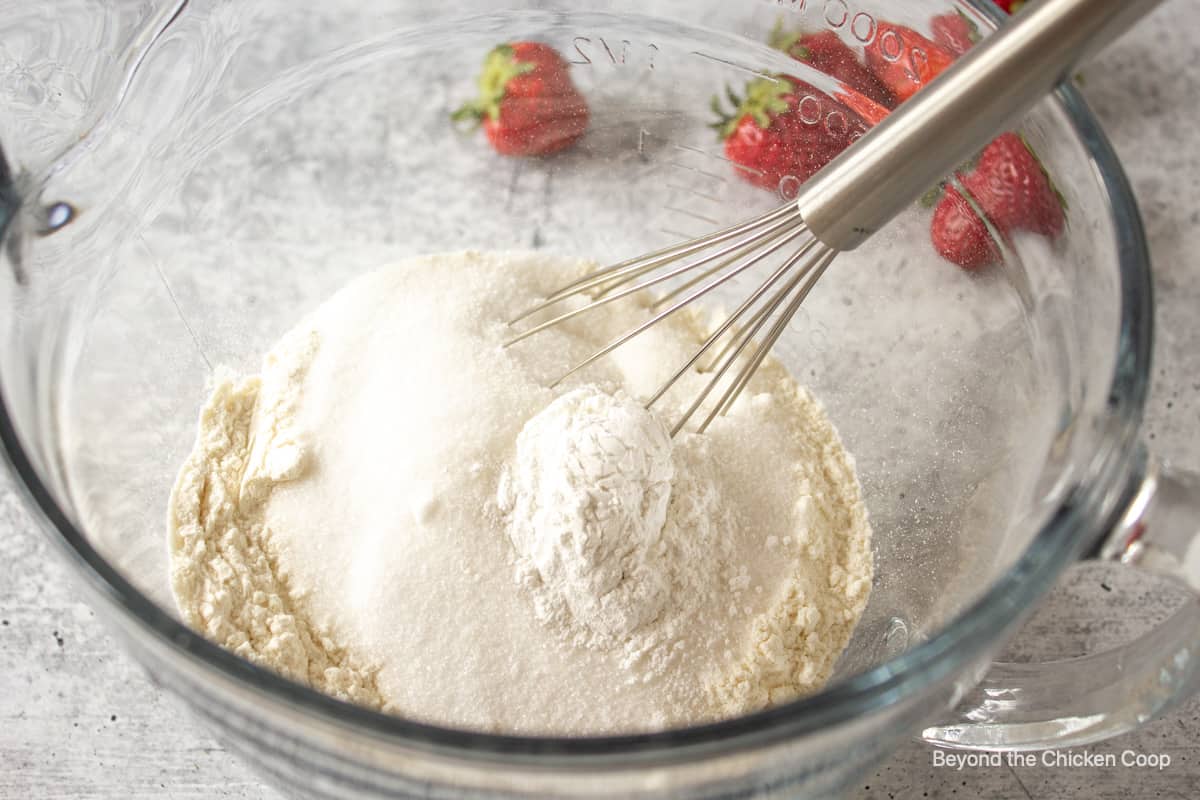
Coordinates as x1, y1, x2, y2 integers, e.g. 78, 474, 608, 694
168, 250, 873, 734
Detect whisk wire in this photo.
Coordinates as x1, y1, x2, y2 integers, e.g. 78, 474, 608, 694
645, 223, 798, 310
546, 221, 810, 388
604, 236, 757, 303
502, 194, 840, 434
645, 234, 819, 411
504, 209, 803, 348
601, 215, 802, 304
507, 204, 800, 325
672, 247, 826, 436
699, 294, 773, 374
699, 249, 835, 432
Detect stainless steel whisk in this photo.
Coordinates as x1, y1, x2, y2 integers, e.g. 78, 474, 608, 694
506, 0, 1157, 435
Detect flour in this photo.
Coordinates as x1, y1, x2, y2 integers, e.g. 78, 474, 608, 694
167, 327, 382, 707
498, 386, 675, 646
167, 250, 873, 734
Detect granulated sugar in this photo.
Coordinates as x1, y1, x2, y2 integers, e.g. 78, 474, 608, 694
168, 250, 873, 734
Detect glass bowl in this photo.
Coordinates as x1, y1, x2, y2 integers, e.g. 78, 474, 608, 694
0, 0, 1196, 797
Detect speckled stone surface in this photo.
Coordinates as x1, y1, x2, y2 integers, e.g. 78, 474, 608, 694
2, 2, 1199, 798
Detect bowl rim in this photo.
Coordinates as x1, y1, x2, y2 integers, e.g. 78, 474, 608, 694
0, 4, 1153, 770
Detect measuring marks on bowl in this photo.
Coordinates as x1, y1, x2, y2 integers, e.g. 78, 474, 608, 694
637, 128, 742, 241
567, 34, 660, 72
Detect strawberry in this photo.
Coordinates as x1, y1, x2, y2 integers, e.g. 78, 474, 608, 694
833, 86, 891, 127
994, 0, 1026, 12
960, 133, 1065, 236
452, 42, 589, 157
930, 133, 1065, 270
931, 186, 999, 270
864, 22, 956, 103
931, 10, 979, 56
769, 25, 896, 109
712, 76, 870, 191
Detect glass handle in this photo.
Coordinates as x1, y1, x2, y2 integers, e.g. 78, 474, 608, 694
1100, 454, 1200, 591
921, 449, 1200, 750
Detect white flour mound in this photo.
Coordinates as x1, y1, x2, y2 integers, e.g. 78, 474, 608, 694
167, 250, 873, 734
498, 386, 676, 646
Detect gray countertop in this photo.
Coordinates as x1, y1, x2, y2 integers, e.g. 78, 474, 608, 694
2, 3, 1199, 798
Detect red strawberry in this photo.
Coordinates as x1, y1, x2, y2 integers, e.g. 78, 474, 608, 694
931, 11, 979, 56
865, 22, 956, 103
931, 186, 999, 270
929, 133, 1065, 269
769, 26, 896, 109
452, 42, 589, 157
994, 0, 1026, 12
712, 76, 870, 190
960, 133, 1065, 236
833, 87, 891, 126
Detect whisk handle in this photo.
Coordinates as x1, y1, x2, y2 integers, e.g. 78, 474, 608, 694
796, 0, 1163, 252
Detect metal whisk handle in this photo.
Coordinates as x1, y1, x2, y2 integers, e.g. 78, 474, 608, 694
797, 0, 1163, 252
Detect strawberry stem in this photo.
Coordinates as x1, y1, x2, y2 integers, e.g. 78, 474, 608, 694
726, 85, 742, 111
919, 183, 945, 208
710, 76, 792, 139
451, 44, 535, 124
957, 8, 982, 44
767, 19, 814, 61
768, 18, 802, 54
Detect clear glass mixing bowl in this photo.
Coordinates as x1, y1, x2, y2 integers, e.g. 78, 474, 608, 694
0, 0, 1197, 797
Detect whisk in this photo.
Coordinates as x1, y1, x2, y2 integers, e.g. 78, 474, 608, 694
506, 0, 1157, 435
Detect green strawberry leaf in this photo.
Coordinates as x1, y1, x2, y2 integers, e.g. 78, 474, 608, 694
920, 183, 945, 208
451, 43, 535, 124
726, 85, 742, 111
711, 76, 792, 139
768, 18, 802, 54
